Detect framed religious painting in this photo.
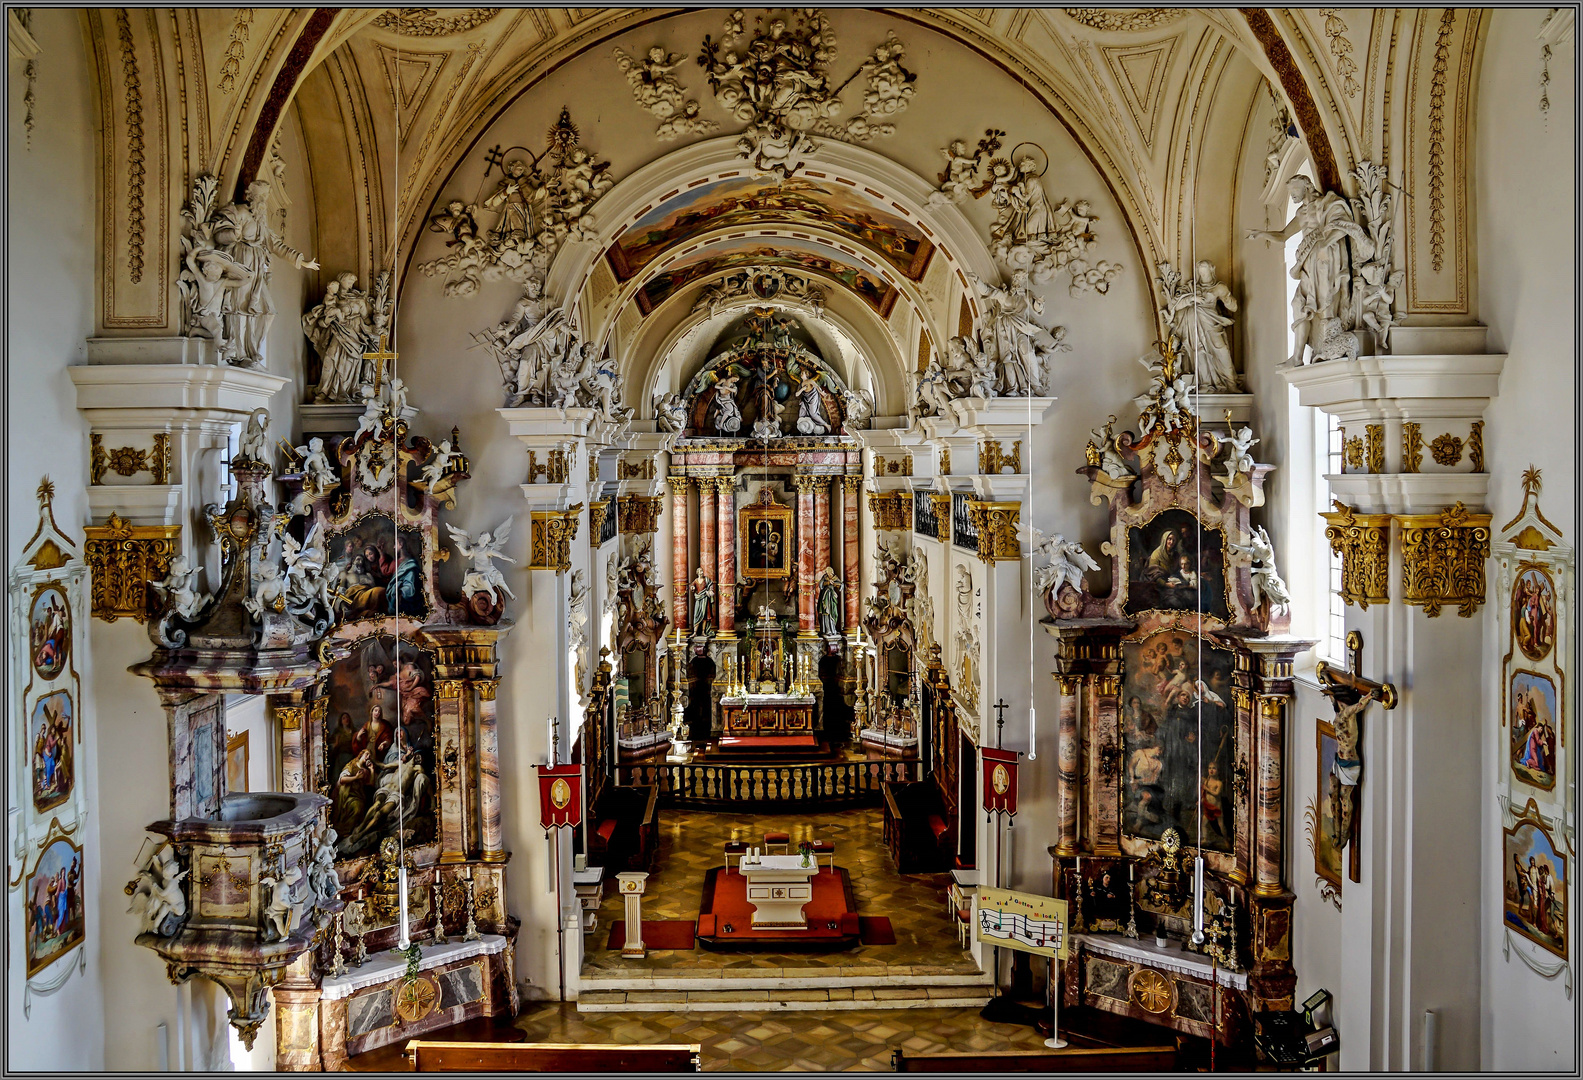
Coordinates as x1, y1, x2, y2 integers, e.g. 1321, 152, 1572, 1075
1493, 471, 1572, 824
1077, 858, 1137, 935
1119, 630, 1237, 858
9, 480, 88, 881
1124, 508, 1230, 621
739, 491, 793, 581
25, 829, 86, 978
324, 633, 439, 860
226, 730, 251, 794
1309, 720, 1345, 905
1503, 800, 1569, 959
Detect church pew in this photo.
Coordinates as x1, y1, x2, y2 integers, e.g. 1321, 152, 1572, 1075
406, 1040, 701, 1072
892, 1045, 1177, 1072
587, 783, 660, 872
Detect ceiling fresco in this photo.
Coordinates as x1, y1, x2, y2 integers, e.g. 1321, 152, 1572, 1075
635, 236, 901, 317
606, 174, 936, 284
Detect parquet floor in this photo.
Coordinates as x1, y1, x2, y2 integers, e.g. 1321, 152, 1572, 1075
582, 806, 977, 976
512, 1000, 1056, 1071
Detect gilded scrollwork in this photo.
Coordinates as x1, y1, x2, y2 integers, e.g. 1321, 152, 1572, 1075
1398, 502, 1492, 618
867, 491, 910, 532
90, 432, 171, 485
978, 439, 1022, 475
528, 505, 583, 572
617, 494, 664, 535
1402, 422, 1423, 473
83, 514, 181, 622
967, 500, 1021, 564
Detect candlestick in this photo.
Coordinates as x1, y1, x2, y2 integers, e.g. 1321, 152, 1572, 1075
462, 875, 481, 942
397, 867, 411, 950
326, 910, 348, 978
432, 879, 448, 944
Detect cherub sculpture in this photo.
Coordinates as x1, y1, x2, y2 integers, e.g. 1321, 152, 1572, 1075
126, 844, 189, 937
1087, 416, 1134, 480
1025, 526, 1100, 602
1221, 422, 1260, 487
1229, 525, 1291, 618
420, 440, 460, 488
244, 562, 287, 622
352, 384, 385, 443
151, 556, 210, 621
387, 377, 410, 418
294, 437, 337, 494
446, 518, 517, 605
259, 869, 299, 943
307, 823, 342, 908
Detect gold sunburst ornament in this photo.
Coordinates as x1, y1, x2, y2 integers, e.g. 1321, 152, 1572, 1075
1129, 967, 1174, 1014
395, 973, 439, 1024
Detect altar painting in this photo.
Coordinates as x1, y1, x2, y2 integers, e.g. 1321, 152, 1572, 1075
740, 501, 793, 581
1510, 671, 1558, 791
29, 584, 70, 680
1125, 509, 1229, 620
327, 514, 429, 622
26, 836, 85, 976
1503, 814, 1568, 958
30, 690, 73, 812
326, 635, 438, 857
1121, 632, 1235, 853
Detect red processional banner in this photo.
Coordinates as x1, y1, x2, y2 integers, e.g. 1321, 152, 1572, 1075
981, 746, 1021, 818
535, 764, 583, 831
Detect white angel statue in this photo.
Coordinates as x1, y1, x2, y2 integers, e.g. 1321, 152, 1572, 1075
1230, 525, 1292, 617
421, 440, 460, 488
1222, 423, 1260, 487
127, 844, 188, 936
1026, 526, 1100, 601
1088, 416, 1134, 480
654, 391, 688, 434
387, 377, 410, 418
446, 518, 517, 604
295, 437, 337, 494
151, 556, 210, 621
236, 407, 270, 462
244, 562, 287, 621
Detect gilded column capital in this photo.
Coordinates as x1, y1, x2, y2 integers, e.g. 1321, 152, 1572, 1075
792, 473, 826, 495
978, 439, 1023, 475
435, 679, 466, 701
529, 504, 582, 572
713, 476, 737, 496
841, 475, 861, 499
477, 680, 499, 702
588, 499, 609, 544
617, 493, 664, 534
666, 475, 691, 498
967, 500, 1021, 563
1321, 500, 1392, 609
1396, 501, 1492, 617
82, 515, 181, 622
867, 491, 909, 531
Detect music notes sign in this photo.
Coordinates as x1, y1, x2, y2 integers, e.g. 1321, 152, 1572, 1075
975, 886, 1068, 959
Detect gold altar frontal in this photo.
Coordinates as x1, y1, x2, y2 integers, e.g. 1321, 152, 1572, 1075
719, 694, 816, 739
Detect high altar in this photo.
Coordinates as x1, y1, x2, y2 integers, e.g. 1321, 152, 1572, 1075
661, 309, 865, 749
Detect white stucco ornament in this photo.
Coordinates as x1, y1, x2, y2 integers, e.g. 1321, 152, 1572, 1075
1157, 259, 1241, 393
446, 519, 518, 605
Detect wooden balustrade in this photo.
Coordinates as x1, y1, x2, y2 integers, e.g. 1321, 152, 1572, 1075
617, 758, 921, 808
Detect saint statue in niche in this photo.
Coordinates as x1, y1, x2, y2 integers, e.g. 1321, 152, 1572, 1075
794, 370, 831, 435
817, 567, 843, 637
690, 569, 716, 635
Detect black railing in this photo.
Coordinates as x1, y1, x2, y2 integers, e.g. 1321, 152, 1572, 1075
618, 758, 922, 807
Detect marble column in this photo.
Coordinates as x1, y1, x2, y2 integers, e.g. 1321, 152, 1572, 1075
478, 680, 505, 862
275, 695, 307, 795
699, 479, 718, 604
668, 477, 689, 633
1253, 695, 1286, 896
842, 477, 861, 634
1054, 676, 1081, 856
715, 477, 736, 637
793, 475, 818, 634
435, 679, 467, 864
1091, 675, 1123, 855
815, 478, 831, 575
318, 998, 349, 1072
272, 952, 322, 1071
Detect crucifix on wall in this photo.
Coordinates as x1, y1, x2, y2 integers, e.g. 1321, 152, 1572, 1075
1315, 630, 1397, 883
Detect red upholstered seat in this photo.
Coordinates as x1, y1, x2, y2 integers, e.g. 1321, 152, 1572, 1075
724, 842, 749, 854
596, 819, 618, 842
763, 831, 790, 844
956, 905, 971, 924
927, 814, 948, 841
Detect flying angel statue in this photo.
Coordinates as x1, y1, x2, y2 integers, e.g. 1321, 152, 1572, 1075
446, 518, 517, 604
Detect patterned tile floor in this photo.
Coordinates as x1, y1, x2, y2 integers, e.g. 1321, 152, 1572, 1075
582, 806, 978, 976
512, 1001, 1057, 1071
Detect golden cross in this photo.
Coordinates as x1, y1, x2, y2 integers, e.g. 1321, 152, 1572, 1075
363, 332, 398, 393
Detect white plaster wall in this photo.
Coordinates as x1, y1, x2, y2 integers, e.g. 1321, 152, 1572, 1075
5, 8, 106, 1070
1476, 7, 1577, 1070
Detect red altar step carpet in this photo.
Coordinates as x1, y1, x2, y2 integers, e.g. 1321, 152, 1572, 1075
606, 920, 699, 951
696, 866, 892, 950
716, 735, 819, 751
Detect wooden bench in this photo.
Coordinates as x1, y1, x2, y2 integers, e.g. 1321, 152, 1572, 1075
893, 1045, 1177, 1072
407, 1040, 701, 1072
588, 784, 660, 872
882, 779, 953, 873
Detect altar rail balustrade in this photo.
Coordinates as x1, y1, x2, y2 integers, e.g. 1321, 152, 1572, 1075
618, 758, 921, 807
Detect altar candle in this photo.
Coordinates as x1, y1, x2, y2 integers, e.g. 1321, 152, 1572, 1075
397, 867, 411, 951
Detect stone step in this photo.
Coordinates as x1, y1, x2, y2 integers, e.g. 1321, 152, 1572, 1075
575, 978, 995, 1013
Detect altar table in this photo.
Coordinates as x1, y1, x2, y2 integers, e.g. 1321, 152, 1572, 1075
719, 694, 816, 739
738, 854, 819, 928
